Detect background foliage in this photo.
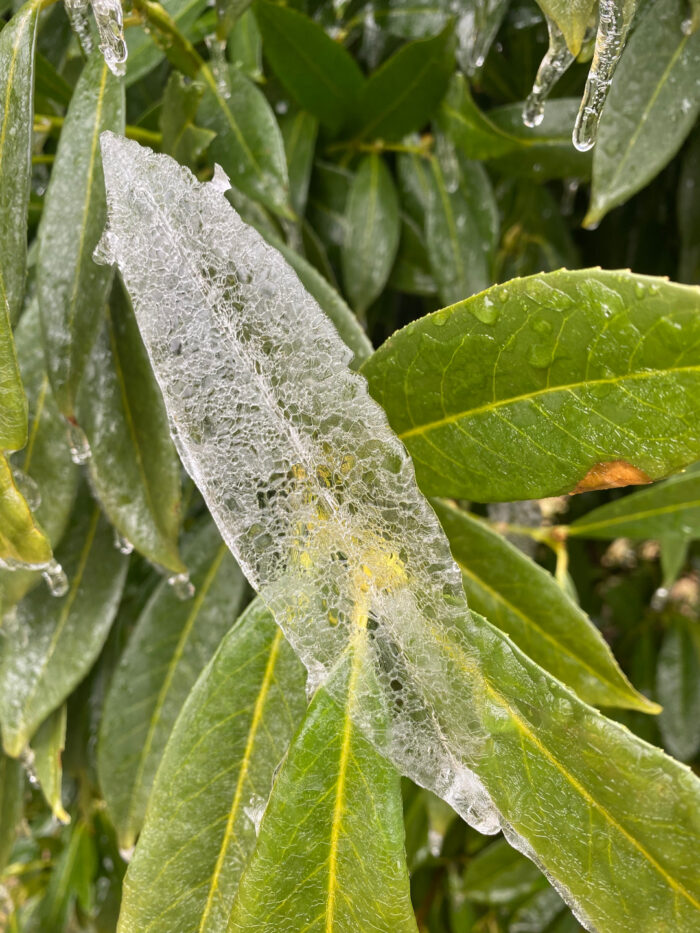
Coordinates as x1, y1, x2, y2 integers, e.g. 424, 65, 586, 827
0, 0, 699, 930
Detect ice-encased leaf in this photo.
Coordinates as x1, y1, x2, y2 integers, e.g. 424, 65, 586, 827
98, 134, 700, 932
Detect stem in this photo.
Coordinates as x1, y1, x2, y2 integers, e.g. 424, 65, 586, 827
130, 0, 204, 77
327, 136, 434, 158
34, 113, 162, 147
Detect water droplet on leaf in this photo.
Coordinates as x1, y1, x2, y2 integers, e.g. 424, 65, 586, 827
42, 560, 69, 598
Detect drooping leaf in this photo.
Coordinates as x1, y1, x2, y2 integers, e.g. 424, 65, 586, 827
533, 0, 597, 56
434, 500, 655, 711
229, 643, 418, 933
31, 704, 69, 823
0, 0, 39, 326
125, 0, 209, 86
656, 619, 700, 763
98, 518, 250, 848
99, 136, 700, 931
0, 492, 129, 757
253, 0, 364, 133
568, 469, 700, 541
37, 51, 125, 419
280, 108, 318, 218
160, 71, 216, 169
585, 0, 700, 227
341, 153, 400, 315
77, 283, 185, 574
348, 25, 454, 143
0, 749, 23, 872
117, 599, 306, 932
228, 7, 262, 80
0, 452, 52, 571
362, 270, 700, 501
198, 63, 291, 218
0, 300, 78, 609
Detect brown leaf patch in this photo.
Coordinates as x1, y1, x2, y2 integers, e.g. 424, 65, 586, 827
571, 461, 652, 495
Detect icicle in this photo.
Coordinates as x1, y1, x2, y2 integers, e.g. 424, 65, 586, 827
91, 0, 128, 77
66, 421, 91, 465
42, 559, 69, 598
64, 0, 93, 55
523, 16, 575, 128
573, 0, 636, 152
113, 529, 134, 555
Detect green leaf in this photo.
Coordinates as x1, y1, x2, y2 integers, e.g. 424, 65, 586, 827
35, 821, 97, 931
362, 270, 700, 501
458, 837, 545, 905
0, 452, 52, 570
678, 128, 700, 284
341, 154, 400, 315
216, 0, 253, 41
117, 598, 306, 932
569, 470, 700, 540
0, 0, 39, 326
438, 77, 591, 180
508, 884, 574, 933
0, 750, 23, 872
254, 0, 364, 133
160, 72, 216, 170
0, 493, 129, 757
125, 0, 209, 86
349, 25, 454, 143
657, 619, 700, 763
37, 51, 125, 419
98, 518, 250, 848
228, 7, 262, 79
433, 500, 656, 711
1, 300, 78, 609
31, 705, 69, 823
77, 284, 185, 575
585, 0, 700, 227
423, 147, 491, 306
389, 212, 437, 297
533, 0, 597, 55
0, 298, 26, 454
281, 109, 318, 218
198, 64, 291, 218
229, 643, 418, 933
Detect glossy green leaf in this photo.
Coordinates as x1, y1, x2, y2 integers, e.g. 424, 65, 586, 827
533, 0, 597, 55
216, 0, 253, 41
434, 500, 656, 711
0, 301, 78, 609
362, 270, 700, 501
160, 72, 216, 170
78, 284, 185, 575
37, 51, 125, 419
281, 109, 318, 218
341, 154, 400, 315
31, 705, 69, 823
586, 0, 700, 227
125, 0, 208, 86
0, 302, 25, 454
98, 518, 250, 848
254, 0, 364, 133
0, 494, 129, 757
0, 0, 39, 326
229, 644, 418, 933
117, 599, 306, 932
0, 452, 52, 570
389, 212, 437, 296
459, 837, 545, 905
424, 150, 491, 306
349, 25, 454, 143
0, 750, 23, 872
656, 619, 700, 763
228, 8, 262, 80
199, 64, 291, 218
569, 470, 700, 540
439, 77, 591, 180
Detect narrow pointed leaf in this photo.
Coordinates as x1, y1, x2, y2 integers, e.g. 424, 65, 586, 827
229, 647, 418, 933
281, 109, 318, 218
0, 750, 23, 872
0, 302, 26, 453
228, 8, 262, 80
586, 0, 700, 227
100, 136, 700, 931
118, 599, 306, 933
349, 26, 454, 143
198, 64, 291, 218
434, 501, 655, 712
254, 0, 364, 133
37, 51, 125, 418
362, 270, 700, 501
160, 72, 216, 170
0, 0, 40, 326
533, 0, 597, 56
569, 470, 700, 540
78, 284, 185, 574
31, 705, 69, 823
0, 452, 52, 570
98, 518, 250, 848
1, 301, 78, 609
656, 619, 700, 763
341, 154, 400, 314
0, 493, 128, 757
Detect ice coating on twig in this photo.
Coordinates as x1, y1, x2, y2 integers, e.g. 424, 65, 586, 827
95, 132, 504, 836
64, 0, 127, 76
64, 0, 93, 55
523, 16, 576, 128
573, 0, 636, 151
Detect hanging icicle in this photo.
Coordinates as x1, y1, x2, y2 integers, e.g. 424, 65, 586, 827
523, 16, 576, 128
64, 0, 127, 77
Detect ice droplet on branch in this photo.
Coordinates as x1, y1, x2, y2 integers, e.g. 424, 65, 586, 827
573, 0, 636, 151
523, 16, 575, 128
64, 0, 127, 77
64, 0, 93, 54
